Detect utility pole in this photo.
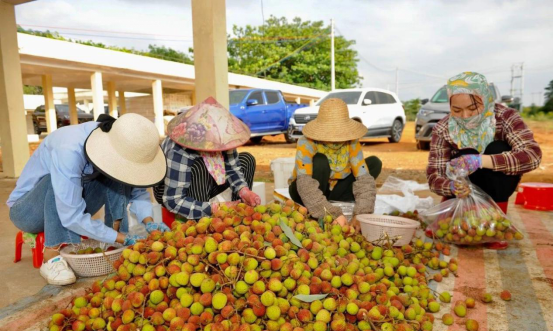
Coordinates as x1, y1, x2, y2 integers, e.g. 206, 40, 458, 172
395, 67, 399, 97
520, 63, 524, 112
330, 18, 335, 91
510, 63, 524, 111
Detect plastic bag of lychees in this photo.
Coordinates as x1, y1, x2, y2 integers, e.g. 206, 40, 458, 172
422, 169, 523, 245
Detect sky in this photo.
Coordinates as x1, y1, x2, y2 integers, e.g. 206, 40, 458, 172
15, 0, 553, 105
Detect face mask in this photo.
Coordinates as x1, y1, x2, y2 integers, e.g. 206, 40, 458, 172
323, 142, 346, 150
451, 111, 486, 131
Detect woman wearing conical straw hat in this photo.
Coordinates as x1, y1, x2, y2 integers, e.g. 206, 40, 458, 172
289, 98, 382, 230
8, 113, 168, 285
154, 97, 260, 220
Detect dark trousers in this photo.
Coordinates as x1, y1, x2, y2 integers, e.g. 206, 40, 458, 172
154, 152, 256, 204
289, 153, 382, 204
452, 140, 520, 203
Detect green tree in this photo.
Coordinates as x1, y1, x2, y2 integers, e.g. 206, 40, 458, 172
147, 45, 193, 64
228, 16, 361, 90
23, 85, 43, 95
402, 98, 421, 121
544, 79, 553, 103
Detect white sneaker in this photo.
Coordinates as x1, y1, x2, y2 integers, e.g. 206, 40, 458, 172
39, 256, 77, 286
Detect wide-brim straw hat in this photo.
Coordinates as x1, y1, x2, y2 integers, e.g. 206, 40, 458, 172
85, 113, 167, 187
303, 98, 368, 142
167, 96, 251, 152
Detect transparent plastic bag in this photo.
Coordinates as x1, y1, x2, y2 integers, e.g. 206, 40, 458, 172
374, 176, 435, 215
422, 169, 524, 245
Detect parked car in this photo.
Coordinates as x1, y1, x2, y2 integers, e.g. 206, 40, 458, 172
229, 89, 308, 143
414, 84, 513, 150
289, 88, 406, 143
32, 104, 94, 134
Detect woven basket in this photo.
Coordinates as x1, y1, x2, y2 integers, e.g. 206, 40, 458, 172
60, 239, 124, 277
357, 214, 419, 247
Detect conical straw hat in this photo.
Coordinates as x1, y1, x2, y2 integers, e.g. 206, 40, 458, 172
302, 98, 368, 142
167, 97, 251, 151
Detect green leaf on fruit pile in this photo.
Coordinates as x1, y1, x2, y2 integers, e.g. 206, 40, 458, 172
318, 217, 325, 230
294, 294, 329, 302
279, 220, 303, 248
263, 241, 272, 247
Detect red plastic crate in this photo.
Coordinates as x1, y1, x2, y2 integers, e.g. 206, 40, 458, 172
515, 182, 553, 211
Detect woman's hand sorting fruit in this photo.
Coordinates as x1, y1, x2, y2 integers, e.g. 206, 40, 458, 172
349, 215, 361, 232
333, 215, 348, 227
239, 187, 261, 207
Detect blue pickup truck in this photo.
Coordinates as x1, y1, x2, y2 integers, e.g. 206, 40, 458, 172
229, 89, 308, 144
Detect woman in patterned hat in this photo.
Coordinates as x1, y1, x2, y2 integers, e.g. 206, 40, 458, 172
154, 97, 260, 220
289, 98, 382, 231
427, 72, 542, 248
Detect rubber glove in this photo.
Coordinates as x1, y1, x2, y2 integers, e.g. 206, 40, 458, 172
145, 222, 171, 233
450, 180, 471, 198
123, 234, 145, 246
238, 187, 261, 206
448, 155, 482, 175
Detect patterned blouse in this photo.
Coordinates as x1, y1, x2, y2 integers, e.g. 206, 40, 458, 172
290, 137, 368, 190
427, 103, 542, 197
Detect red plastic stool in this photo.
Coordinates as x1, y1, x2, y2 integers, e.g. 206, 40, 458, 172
515, 182, 553, 211
14, 231, 44, 268
161, 207, 176, 229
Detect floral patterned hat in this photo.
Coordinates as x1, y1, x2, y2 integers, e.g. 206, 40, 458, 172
167, 97, 251, 152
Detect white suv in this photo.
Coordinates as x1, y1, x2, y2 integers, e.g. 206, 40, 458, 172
289, 88, 406, 143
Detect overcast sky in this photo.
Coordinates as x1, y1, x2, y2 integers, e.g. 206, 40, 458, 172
15, 0, 553, 105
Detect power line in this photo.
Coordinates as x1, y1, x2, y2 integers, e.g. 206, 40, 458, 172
19, 23, 324, 43
254, 32, 329, 76
335, 24, 447, 80
30, 31, 193, 43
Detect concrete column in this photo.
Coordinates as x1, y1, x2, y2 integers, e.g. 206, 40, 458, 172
310, 99, 316, 106
152, 79, 164, 136
191, 0, 229, 108
0, 2, 30, 177
118, 90, 127, 115
83, 99, 90, 112
107, 81, 118, 118
191, 89, 197, 105
67, 87, 78, 125
295, 97, 301, 104
42, 75, 57, 133
90, 71, 104, 121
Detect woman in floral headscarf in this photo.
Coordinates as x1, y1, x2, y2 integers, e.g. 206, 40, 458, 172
154, 97, 261, 221
427, 72, 542, 247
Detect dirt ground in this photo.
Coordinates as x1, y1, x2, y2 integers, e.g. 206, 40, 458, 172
237, 121, 553, 186
1, 121, 552, 186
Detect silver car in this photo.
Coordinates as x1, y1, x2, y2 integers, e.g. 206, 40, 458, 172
414, 83, 512, 150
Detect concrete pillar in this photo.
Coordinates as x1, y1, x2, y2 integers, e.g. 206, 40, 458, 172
41, 75, 57, 133
83, 99, 90, 112
90, 71, 104, 121
295, 97, 301, 104
0, 1, 30, 177
310, 99, 316, 106
191, 89, 197, 105
107, 81, 118, 118
152, 79, 164, 136
118, 90, 126, 115
191, 0, 229, 108
67, 87, 78, 125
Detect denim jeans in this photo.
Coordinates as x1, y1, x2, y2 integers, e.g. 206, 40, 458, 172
10, 174, 132, 247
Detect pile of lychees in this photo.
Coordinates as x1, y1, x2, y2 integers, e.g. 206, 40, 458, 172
48, 200, 501, 331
